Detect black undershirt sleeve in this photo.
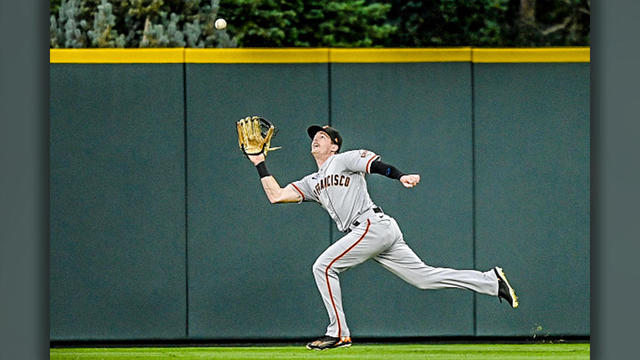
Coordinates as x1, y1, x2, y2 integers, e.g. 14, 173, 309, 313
369, 159, 405, 180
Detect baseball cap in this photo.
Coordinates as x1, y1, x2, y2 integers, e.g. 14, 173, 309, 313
307, 125, 343, 152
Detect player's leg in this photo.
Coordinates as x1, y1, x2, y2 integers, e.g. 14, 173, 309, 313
311, 219, 390, 341
374, 217, 499, 296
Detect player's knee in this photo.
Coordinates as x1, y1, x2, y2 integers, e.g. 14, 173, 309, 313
313, 258, 339, 279
312, 259, 326, 275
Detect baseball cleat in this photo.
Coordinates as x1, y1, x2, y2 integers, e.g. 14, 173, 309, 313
494, 267, 519, 308
306, 336, 352, 350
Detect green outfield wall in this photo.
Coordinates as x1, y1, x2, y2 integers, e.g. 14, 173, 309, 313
49, 48, 590, 341
49, 64, 187, 340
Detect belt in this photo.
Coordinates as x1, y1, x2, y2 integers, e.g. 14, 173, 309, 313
345, 207, 383, 233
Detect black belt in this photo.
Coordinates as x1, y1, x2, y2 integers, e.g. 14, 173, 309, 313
345, 207, 383, 233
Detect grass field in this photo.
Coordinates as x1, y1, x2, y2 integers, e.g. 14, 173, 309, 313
50, 343, 590, 360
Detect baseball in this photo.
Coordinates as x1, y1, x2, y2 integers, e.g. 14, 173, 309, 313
215, 18, 227, 30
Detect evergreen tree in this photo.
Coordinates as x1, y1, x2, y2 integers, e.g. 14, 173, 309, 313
49, 0, 589, 48
54, 0, 89, 48
88, 0, 126, 47
382, 0, 589, 47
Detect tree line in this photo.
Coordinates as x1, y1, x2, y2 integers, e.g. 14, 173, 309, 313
50, 0, 590, 48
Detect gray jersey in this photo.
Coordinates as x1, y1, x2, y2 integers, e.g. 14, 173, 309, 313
291, 149, 381, 232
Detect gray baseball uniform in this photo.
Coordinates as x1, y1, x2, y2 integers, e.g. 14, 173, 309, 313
291, 149, 499, 339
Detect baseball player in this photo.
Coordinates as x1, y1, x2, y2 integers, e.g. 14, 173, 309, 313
241, 121, 518, 350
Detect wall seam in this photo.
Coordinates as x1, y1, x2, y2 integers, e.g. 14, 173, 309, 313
471, 61, 478, 337
328, 60, 334, 245
183, 61, 190, 339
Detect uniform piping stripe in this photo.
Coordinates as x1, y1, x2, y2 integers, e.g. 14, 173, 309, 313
325, 219, 371, 338
291, 184, 305, 201
366, 155, 380, 174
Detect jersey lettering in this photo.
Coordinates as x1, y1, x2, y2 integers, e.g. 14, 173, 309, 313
313, 173, 351, 197
291, 150, 378, 232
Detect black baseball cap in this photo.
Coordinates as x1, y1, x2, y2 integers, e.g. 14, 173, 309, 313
307, 125, 343, 152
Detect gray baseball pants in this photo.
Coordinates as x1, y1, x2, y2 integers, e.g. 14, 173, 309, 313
312, 213, 499, 338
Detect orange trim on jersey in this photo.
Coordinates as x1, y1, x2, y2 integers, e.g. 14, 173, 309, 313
325, 219, 371, 338
291, 183, 305, 201
366, 155, 380, 174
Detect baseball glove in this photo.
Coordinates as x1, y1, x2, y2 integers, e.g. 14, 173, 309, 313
236, 116, 281, 157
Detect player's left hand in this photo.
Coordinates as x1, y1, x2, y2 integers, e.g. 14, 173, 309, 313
236, 116, 281, 157
400, 174, 420, 188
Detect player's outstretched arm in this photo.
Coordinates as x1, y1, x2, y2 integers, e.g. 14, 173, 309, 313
370, 159, 420, 188
248, 154, 302, 203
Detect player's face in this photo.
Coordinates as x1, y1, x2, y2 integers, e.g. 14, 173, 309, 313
311, 131, 336, 156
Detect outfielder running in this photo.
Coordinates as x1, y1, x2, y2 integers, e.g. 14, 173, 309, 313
237, 117, 518, 350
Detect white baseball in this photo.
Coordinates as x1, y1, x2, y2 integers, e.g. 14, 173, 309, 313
215, 18, 227, 30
